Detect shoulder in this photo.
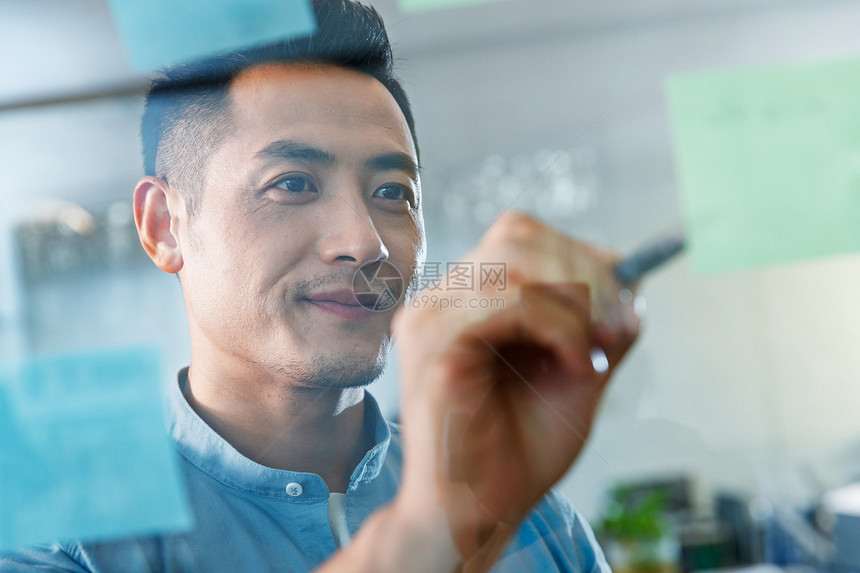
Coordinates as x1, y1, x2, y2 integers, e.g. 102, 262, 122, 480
493, 490, 610, 573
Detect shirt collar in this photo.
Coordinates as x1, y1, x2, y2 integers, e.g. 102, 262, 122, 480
168, 368, 392, 500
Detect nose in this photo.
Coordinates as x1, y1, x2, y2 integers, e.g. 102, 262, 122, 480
318, 194, 389, 267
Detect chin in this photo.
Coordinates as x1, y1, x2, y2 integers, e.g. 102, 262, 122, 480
278, 344, 390, 390
304, 359, 386, 389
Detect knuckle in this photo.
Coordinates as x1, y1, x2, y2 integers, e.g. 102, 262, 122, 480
493, 211, 544, 244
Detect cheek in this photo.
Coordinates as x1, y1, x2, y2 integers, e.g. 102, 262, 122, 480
410, 212, 428, 263
185, 221, 273, 304
387, 219, 426, 282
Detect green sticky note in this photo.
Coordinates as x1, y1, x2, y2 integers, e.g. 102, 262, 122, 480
0, 347, 191, 550
398, 0, 504, 13
109, 0, 315, 71
667, 57, 860, 275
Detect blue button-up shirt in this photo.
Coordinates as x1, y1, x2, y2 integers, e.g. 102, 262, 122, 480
0, 370, 610, 572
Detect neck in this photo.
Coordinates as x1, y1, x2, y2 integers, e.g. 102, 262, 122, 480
183, 357, 372, 494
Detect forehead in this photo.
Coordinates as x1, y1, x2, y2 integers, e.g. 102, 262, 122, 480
226, 63, 416, 157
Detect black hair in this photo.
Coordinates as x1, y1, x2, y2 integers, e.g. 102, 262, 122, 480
140, 0, 417, 216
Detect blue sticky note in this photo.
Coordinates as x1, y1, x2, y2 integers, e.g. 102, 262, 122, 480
109, 0, 316, 71
0, 347, 192, 550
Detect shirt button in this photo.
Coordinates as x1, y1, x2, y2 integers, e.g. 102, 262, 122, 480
285, 482, 303, 497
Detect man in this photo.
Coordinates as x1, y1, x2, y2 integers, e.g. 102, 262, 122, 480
0, 0, 639, 571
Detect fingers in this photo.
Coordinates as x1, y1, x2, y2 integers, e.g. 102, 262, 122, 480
403, 278, 635, 563
430, 281, 609, 415
433, 284, 608, 531
475, 211, 619, 291
592, 288, 642, 373
467, 282, 597, 380
531, 281, 591, 310
394, 216, 645, 565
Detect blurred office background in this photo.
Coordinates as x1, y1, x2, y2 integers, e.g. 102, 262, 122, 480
4, 0, 860, 570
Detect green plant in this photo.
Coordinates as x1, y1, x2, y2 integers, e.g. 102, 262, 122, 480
601, 485, 670, 541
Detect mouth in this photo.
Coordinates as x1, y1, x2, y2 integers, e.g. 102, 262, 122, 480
303, 289, 380, 320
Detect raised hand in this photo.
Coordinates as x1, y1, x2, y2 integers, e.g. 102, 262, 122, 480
393, 211, 641, 571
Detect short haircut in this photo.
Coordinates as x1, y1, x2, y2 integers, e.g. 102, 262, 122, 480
140, 0, 418, 217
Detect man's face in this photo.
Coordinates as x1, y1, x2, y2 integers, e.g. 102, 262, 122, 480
176, 63, 425, 388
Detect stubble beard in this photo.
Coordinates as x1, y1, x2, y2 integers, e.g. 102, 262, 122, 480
268, 334, 392, 390
259, 264, 420, 390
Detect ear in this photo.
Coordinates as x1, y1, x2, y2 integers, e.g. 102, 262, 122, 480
133, 176, 184, 273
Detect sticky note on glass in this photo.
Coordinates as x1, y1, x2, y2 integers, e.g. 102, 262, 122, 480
398, 0, 504, 13
667, 57, 860, 275
0, 347, 191, 550
109, 0, 316, 71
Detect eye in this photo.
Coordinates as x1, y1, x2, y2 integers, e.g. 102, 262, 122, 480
273, 174, 317, 194
373, 183, 414, 205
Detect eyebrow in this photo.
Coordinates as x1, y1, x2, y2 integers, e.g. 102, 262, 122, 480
256, 141, 334, 165
256, 140, 419, 182
365, 152, 420, 182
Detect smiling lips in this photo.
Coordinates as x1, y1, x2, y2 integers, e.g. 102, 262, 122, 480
304, 288, 379, 319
